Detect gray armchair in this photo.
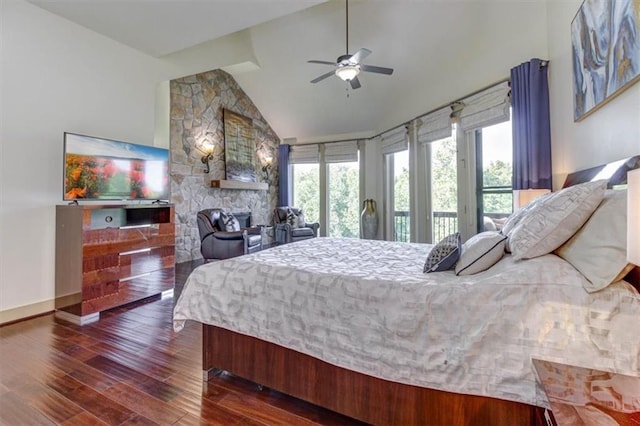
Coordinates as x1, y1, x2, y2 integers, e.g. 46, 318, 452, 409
197, 209, 262, 261
273, 206, 319, 244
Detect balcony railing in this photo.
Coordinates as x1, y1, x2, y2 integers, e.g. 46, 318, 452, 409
394, 211, 510, 243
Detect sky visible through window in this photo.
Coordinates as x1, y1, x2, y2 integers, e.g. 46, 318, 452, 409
482, 120, 512, 169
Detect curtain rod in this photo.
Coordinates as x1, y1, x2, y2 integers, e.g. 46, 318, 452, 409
289, 76, 511, 147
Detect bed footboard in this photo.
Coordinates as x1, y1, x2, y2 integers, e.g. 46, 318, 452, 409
203, 324, 545, 426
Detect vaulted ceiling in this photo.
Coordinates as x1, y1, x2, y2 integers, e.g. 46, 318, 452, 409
26, 0, 548, 143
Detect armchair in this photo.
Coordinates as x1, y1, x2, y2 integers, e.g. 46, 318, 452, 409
197, 209, 262, 261
273, 206, 320, 245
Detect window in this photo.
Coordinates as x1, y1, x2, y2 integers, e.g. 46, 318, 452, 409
292, 163, 319, 223
327, 161, 359, 237
474, 119, 513, 233
430, 133, 458, 242
290, 141, 359, 236
391, 150, 410, 242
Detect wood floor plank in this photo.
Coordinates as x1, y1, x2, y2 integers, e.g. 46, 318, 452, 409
10, 379, 84, 423
48, 375, 136, 425
85, 355, 183, 401
218, 390, 321, 426
102, 382, 187, 425
60, 411, 110, 425
0, 391, 56, 425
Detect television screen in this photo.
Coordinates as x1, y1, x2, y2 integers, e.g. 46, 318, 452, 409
64, 132, 170, 201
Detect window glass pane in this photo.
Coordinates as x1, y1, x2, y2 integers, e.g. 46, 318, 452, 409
393, 150, 410, 242
481, 120, 513, 188
482, 193, 513, 215
430, 133, 458, 242
327, 161, 359, 238
292, 163, 319, 223
477, 119, 513, 232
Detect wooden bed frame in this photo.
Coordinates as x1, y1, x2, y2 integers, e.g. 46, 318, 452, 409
202, 325, 547, 425
200, 157, 639, 425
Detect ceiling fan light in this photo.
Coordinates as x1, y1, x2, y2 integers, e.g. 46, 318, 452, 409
335, 65, 360, 81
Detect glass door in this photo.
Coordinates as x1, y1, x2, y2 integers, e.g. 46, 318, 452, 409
327, 161, 359, 237
385, 150, 410, 242
428, 133, 458, 243
474, 119, 513, 233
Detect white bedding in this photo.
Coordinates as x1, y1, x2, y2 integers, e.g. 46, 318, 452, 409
173, 237, 640, 407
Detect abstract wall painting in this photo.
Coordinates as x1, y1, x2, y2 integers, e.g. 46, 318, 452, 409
571, 0, 640, 121
223, 109, 257, 182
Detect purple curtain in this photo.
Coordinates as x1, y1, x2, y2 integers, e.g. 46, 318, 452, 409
278, 144, 290, 206
511, 58, 552, 190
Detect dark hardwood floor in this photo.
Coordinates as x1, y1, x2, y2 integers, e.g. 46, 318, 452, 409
0, 261, 365, 425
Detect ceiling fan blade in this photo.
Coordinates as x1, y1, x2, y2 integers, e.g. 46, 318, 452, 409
360, 64, 394, 75
350, 76, 361, 90
308, 60, 337, 66
350, 48, 371, 64
311, 70, 336, 84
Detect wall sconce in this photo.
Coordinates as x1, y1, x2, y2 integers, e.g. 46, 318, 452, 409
261, 154, 273, 179
195, 137, 215, 174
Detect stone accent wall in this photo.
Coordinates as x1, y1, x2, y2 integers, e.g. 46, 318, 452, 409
170, 70, 279, 263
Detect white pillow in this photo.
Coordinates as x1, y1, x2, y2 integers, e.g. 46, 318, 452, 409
509, 180, 607, 260
455, 231, 507, 276
555, 189, 633, 293
501, 192, 551, 237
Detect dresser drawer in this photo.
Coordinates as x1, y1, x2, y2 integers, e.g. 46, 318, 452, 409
119, 245, 175, 278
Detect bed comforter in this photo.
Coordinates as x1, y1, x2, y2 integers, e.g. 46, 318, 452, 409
173, 237, 640, 407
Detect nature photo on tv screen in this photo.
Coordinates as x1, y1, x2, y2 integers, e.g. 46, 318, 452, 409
64, 132, 169, 201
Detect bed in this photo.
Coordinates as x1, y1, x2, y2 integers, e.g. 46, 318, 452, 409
173, 158, 640, 425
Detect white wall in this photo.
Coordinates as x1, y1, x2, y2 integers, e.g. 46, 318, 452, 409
546, 0, 640, 188
0, 0, 168, 320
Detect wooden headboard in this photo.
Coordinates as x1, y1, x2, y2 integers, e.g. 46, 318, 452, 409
562, 155, 640, 292
562, 155, 640, 189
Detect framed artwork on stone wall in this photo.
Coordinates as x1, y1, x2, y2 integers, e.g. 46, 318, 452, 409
571, 0, 640, 121
223, 109, 257, 182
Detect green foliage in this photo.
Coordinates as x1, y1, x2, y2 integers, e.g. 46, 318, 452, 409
293, 163, 360, 237
431, 138, 458, 212
484, 160, 512, 187
481, 160, 513, 214
328, 163, 359, 237
293, 165, 320, 223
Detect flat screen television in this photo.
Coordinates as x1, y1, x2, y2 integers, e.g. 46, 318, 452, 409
63, 132, 170, 201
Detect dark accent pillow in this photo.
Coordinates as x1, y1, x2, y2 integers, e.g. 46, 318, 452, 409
218, 212, 240, 232
423, 233, 461, 273
286, 208, 296, 227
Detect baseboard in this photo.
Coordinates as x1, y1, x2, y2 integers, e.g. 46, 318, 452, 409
0, 299, 54, 325
0, 293, 81, 326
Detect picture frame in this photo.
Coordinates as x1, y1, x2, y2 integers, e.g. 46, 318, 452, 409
571, 0, 640, 122
223, 109, 257, 182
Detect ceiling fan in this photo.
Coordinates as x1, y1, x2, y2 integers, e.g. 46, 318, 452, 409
308, 0, 393, 90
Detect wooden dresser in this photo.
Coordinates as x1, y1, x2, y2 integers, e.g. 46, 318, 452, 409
55, 204, 175, 324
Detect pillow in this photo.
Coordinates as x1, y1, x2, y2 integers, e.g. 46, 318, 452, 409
455, 231, 507, 276
555, 189, 633, 293
294, 209, 306, 228
501, 191, 552, 252
286, 208, 296, 227
286, 208, 305, 228
423, 233, 461, 273
509, 180, 607, 260
218, 211, 240, 232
